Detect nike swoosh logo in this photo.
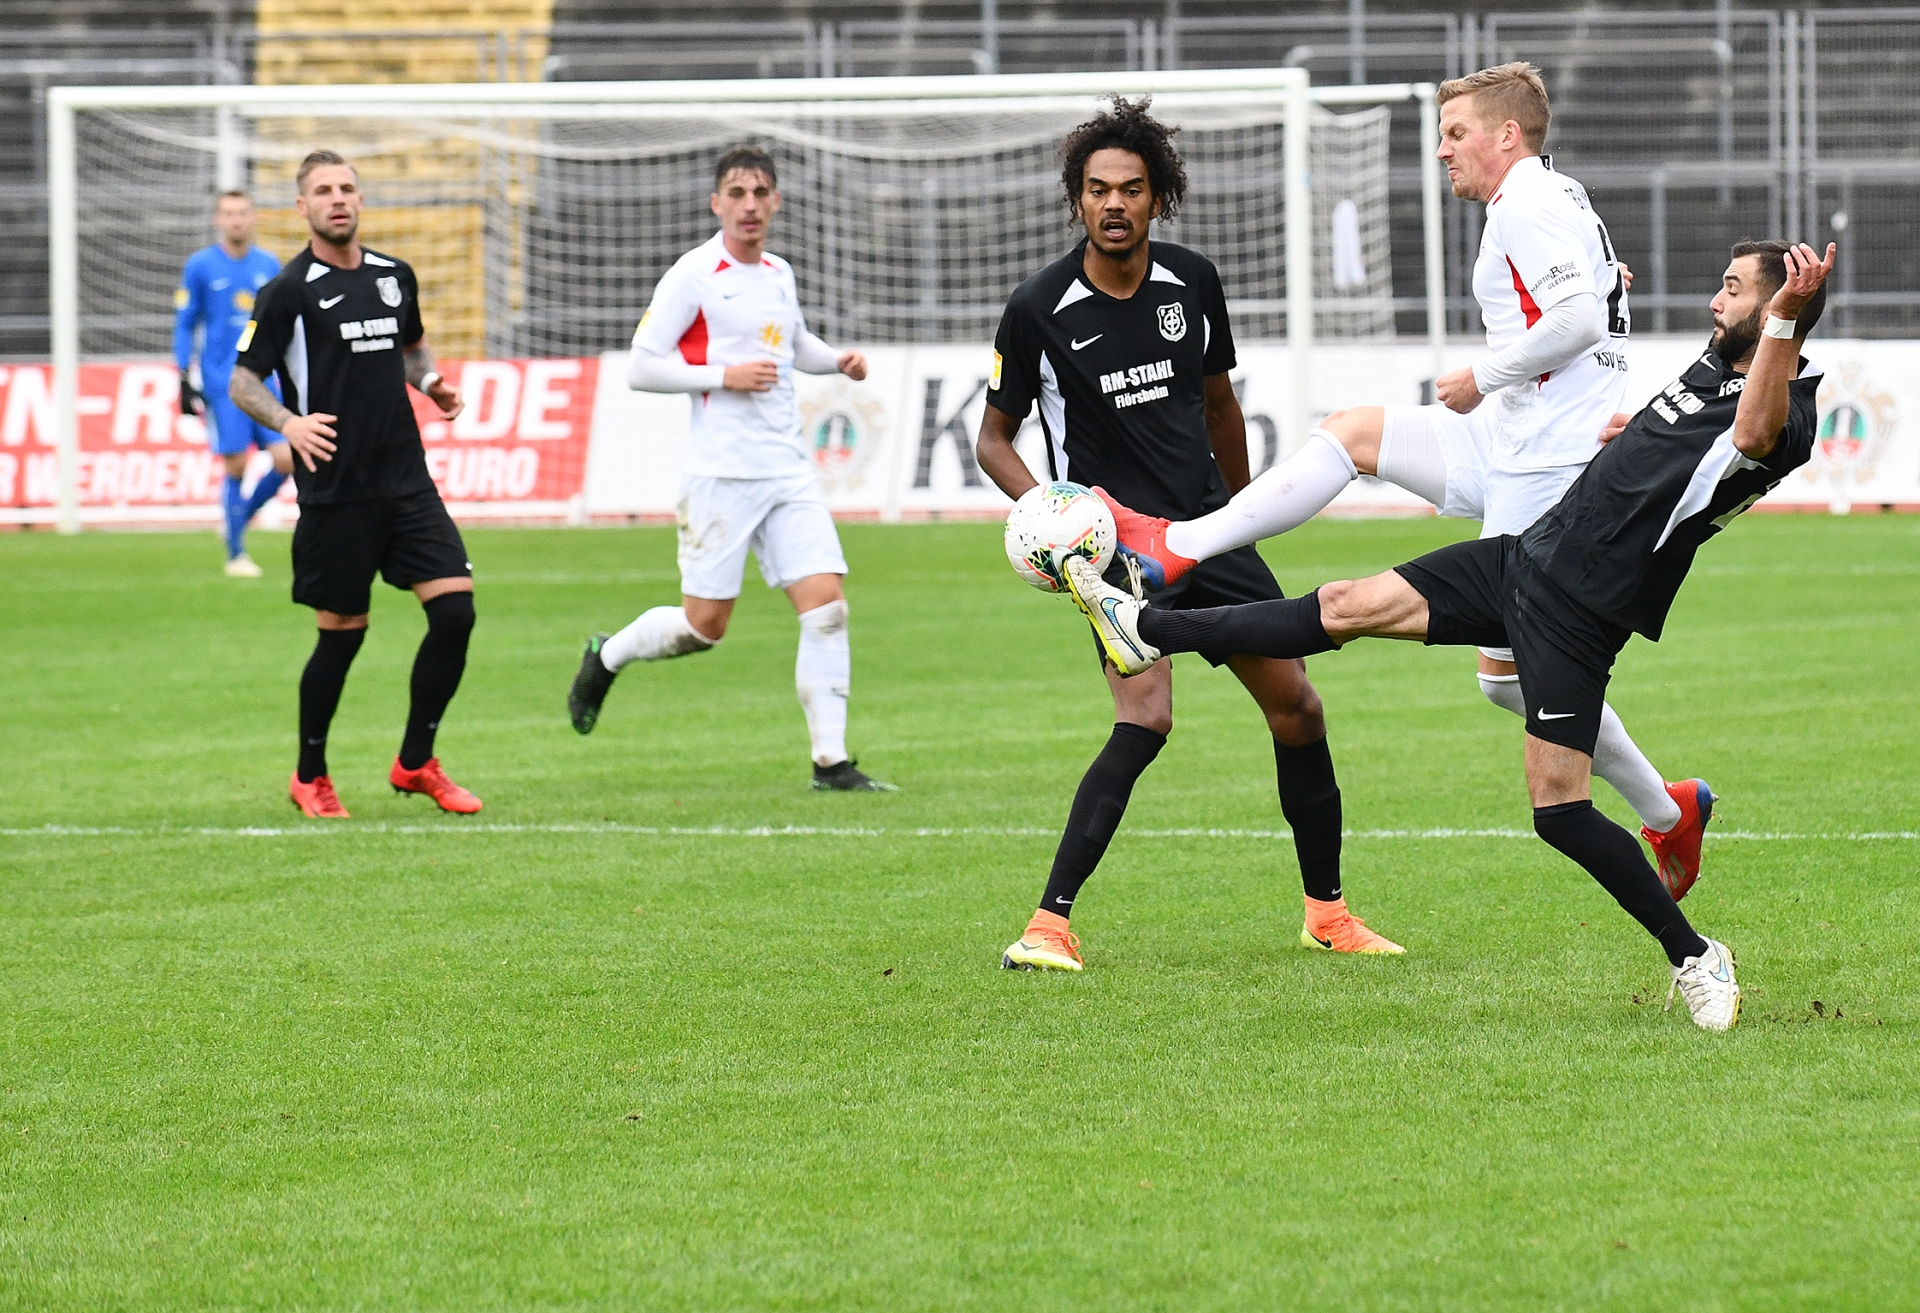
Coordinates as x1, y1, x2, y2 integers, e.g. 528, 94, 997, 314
1070, 335, 1102, 350
1309, 933, 1333, 948
1053, 896, 1072, 906
1536, 710, 1577, 720
319, 295, 345, 308
722, 290, 743, 299
1711, 961, 1731, 982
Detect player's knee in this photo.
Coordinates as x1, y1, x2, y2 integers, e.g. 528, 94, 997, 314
1266, 693, 1325, 745
425, 590, 475, 636
1320, 408, 1380, 474
1316, 578, 1365, 632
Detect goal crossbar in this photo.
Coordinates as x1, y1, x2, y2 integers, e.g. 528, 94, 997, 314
44, 70, 1444, 534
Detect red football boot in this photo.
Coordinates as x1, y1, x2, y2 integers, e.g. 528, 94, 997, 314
1090, 485, 1198, 590
289, 771, 350, 819
389, 757, 483, 814
1643, 779, 1715, 901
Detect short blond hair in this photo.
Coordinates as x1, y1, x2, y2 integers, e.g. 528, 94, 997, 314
1437, 62, 1551, 153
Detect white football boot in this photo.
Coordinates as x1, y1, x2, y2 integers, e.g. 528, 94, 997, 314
1666, 937, 1741, 1031
1061, 554, 1160, 677
223, 553, 263, 578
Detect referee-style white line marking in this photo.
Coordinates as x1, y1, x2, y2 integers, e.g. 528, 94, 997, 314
2, 824, 1916, 842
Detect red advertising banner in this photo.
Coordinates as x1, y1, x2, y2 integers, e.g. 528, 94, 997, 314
0, 357, 597, 522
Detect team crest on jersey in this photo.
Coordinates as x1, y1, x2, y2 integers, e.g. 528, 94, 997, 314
376, 276, 402, 308
234, 290, 254, 311
1156, 301, 1187, 342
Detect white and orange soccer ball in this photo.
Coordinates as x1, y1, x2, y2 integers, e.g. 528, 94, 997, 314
1004, 481, 1117, 593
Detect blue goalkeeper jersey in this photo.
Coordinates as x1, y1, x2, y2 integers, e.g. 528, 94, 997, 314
174, 243, 281, 388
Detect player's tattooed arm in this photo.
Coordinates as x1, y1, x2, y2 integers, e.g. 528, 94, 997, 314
403, 337, 464, 421
232, 366, 337, 473
976, 402, 1039, 501
229, 365, 294, 434
1203, 373, 1251, 493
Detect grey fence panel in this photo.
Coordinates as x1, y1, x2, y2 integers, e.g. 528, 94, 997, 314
544, 22, 820, 82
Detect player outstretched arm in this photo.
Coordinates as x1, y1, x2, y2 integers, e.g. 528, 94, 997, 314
1732, 242, 1834, 459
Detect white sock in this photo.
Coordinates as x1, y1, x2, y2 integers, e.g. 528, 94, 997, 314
1594, 703, 1682, 832
600, 605, 716, 671
1477, 674, 1683, 832
795, 599, 850, 767
1165, 428, 1357, 561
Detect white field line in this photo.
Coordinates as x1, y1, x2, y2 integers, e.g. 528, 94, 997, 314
2, 824, 1916, 842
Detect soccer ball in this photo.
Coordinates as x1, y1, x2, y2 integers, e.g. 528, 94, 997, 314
1004, 481, 1116, 593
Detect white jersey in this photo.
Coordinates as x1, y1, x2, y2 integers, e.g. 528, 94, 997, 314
632, 231, 818, 479
1472, 155, 1629, 472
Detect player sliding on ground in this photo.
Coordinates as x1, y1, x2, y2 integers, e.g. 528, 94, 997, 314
231, 150, 480, 819
1069, 239, 1835, 1030
1100, 63, 1713, 900
566, 146, 892, 792
978, 96, 1402, 972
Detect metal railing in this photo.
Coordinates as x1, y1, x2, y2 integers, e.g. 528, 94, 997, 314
4, 7, 1919, 358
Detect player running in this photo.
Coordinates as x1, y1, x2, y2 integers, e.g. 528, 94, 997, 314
230, 150, 480, 819
979, 96, 1401, 973
175, 190, 291, 577
1101, 63, 1712, 901
1066, 239, 1835, 1030
565, 146, 892, 793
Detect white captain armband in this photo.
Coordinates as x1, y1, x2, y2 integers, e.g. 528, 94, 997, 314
1762, 315, 1797, 340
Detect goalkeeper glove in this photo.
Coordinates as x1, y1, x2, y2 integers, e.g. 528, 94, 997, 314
179, 372, 204, 417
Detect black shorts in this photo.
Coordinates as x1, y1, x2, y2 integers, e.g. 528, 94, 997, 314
1393, 535, 1630, 755
1092, 544, 1284, 670
291, 489, 471, 616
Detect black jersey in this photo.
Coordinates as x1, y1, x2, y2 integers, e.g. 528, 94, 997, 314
235, 246, 433, 505
986, 240, 1237, 520
1520, 344, 1822, 640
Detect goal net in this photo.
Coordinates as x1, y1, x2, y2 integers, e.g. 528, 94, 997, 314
44, 72, 1433, 529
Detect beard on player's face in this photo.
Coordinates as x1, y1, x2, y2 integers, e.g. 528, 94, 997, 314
1711, 299, 1766, 365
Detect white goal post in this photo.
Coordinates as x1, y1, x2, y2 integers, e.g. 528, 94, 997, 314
45, 69, 1444, 533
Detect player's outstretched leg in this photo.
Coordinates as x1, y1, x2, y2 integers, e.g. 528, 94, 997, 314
390, 591, 481, 814
570, 605, 718, 734
1092, 427, 1365, 591
290, 626, 363, 818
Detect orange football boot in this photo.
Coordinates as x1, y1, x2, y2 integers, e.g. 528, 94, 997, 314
389, 757, 483, 814
288, 771, 350, 819
1301, 894, 1405, 954
1643, 778, 1715, 901
1001, 907, 1084, 971
1090, 485, 1198, 590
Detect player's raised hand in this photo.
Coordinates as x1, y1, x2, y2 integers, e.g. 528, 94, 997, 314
1598, 412, 1631, 444
837, 350, 868, 382
723, 360, 780, 392
282, 412, 338, 472
1771, 243, 1836, 318
1435, 366, 1484, 414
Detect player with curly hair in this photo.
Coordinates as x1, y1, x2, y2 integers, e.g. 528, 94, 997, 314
976, 96, 1403, 972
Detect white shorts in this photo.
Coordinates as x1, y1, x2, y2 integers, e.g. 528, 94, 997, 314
676, 471, 848, 601
1380, 403, 1588, 662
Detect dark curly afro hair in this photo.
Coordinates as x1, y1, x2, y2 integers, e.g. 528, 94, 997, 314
1058, 94, 1189, 225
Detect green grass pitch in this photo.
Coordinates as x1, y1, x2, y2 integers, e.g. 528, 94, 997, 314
3, 514, 1917, 1310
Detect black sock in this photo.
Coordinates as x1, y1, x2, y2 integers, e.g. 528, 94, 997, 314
399, 592, 475, 771
1533, 800, 1709, 966
1039, 722, 1167, 916
1137, 589, 1337, 660
1276, 737, 1343, 902
298, 628, 365, 783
